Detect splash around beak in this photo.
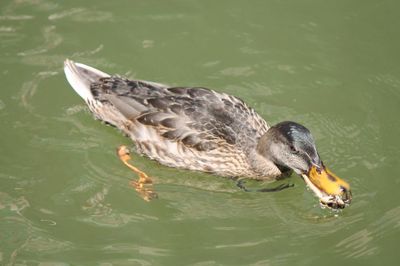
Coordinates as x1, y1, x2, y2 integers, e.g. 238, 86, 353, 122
301, 165, 352, 209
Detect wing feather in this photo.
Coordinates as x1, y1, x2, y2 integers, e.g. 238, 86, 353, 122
90, 77, 269, 152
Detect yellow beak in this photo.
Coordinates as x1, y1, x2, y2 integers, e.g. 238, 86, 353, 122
302, 165, 352, 208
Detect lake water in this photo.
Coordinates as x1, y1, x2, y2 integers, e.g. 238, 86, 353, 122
1, 0, 399, 265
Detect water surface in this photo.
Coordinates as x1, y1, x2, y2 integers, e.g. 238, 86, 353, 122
1, 0, 399, 265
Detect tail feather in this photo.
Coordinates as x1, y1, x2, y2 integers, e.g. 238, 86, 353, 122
63, 59, 109, 102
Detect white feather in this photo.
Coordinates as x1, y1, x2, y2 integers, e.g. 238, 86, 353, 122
63, 59, 109, 102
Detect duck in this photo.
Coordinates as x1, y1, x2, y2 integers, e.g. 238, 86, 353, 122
64, 59, 352, 209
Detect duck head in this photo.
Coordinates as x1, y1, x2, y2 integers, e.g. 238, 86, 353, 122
258, 121, 352, 209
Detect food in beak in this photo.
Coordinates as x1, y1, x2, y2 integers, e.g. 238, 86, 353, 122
301, 165, 352, 209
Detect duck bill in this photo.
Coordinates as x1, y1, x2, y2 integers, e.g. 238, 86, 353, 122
301, 165, 352, 209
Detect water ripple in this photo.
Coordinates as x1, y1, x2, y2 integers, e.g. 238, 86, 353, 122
48, 8, 85, 20
79, 182, 159, 227
220, 66, 255, 77
103, 243, 170, 257
213, 238, 270, 249
0, 192, 73, 265
0, 192, 30, 213
48, 8, 113, 22
70, 10, 113, 22
19, 71, 58, 112
335, 205, 400, 258
29, 134, 98, 153
0, 15, 34, 20
336, 229, 377, 258
18, 25, 62, 56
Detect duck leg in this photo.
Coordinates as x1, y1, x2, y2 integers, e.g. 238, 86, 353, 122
116, 145, 157, 201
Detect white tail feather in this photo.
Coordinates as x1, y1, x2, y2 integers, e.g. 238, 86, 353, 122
63, 59, 110, 102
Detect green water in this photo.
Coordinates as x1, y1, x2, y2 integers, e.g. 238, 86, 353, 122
1, 0, 399, 265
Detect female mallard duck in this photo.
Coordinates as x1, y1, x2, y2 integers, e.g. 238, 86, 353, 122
64, 59, 352, 209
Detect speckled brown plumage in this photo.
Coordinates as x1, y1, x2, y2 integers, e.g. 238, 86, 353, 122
87, 76, 275, 178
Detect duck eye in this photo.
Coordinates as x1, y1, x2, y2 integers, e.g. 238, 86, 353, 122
290, 145, 299, 154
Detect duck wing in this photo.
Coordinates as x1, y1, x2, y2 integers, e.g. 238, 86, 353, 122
90, 76, 270, 152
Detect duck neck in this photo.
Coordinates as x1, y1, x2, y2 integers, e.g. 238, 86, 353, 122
256, 133, 271, 158
246, 133, 283, 180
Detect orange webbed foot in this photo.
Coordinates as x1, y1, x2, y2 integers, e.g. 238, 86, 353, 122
117, 145, 157, 201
